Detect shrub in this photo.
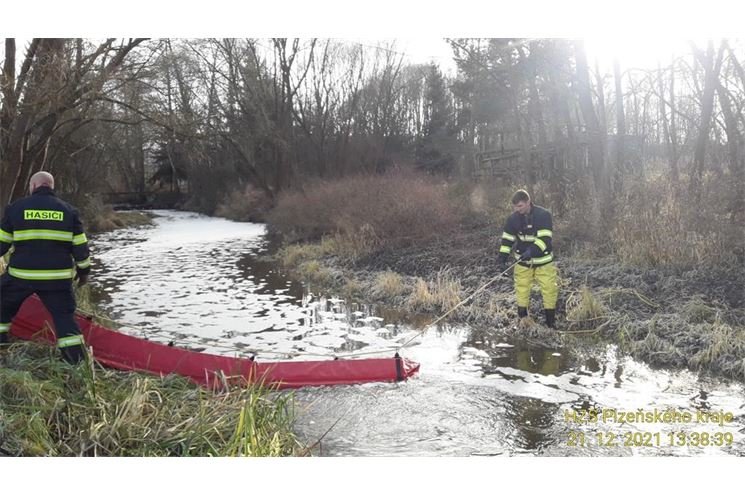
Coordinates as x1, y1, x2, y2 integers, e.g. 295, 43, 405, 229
407, 277, 436, 310
215, 184, 273, 222
371, 271, 407, 299
682, 296, 719, 324
75, 194, 119, 232
267, 170, 460, 250
447, 178, 515, 226
566, 286, 607, 330
341, 279, 364, 299
612, 173, 736, 268
406, 269, 462, 313
278, 242, 337, 269
688, 320, 745, 374
297, 260, 334, 286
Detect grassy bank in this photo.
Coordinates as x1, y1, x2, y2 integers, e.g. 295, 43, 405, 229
72, 194, 154, 233
2, 231, 302, 457
0, 341, 301, 456
87, 209, 154, 233
277, 237, 745, 383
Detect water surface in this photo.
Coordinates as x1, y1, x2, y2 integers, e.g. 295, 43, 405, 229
91, 210, 745, 456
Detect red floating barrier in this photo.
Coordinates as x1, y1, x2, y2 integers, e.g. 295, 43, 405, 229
10, 295, 419, 389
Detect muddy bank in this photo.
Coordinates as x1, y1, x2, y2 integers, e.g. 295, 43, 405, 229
276, 223, 745, 383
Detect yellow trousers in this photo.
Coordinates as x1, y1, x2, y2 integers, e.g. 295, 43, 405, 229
514, 262, 558, 310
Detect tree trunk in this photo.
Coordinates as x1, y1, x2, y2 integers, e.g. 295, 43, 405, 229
657, 62, 679, 186
722, 44, 745, 223
594, 59, 607, 136
715, 70, 745, 222
690, 41, 724, 203
573, 41, 606, 204
613, 58, 625, 195
669, 59, 681, 184
523, 44, 547, 185
715, 83, 739, 180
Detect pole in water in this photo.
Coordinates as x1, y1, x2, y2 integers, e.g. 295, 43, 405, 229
394, 352, 403, 382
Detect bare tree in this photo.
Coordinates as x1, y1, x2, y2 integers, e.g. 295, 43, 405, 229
657, 60, 680, 185
689, 40, 724, 203
1, 38, 146, 205
573, 41, 607, 205
613, 58, 626, 180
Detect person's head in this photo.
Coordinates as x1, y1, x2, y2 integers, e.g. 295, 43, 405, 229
29, 171, 55, 193
511, 189, 531, 215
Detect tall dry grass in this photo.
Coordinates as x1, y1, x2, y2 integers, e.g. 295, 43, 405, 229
611, 176, 726, 267
406, 269, 463, 313
0, 341, 301, 456
565, 286, 608, 330
270, 164, 743, 273
371, 271, 407, 299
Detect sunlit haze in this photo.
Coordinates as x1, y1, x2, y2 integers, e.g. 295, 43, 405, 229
584, 37, 712, 69
351, 38, 457, 74
399, 38, 457, 73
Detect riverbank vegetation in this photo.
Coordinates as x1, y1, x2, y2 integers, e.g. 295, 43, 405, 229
0, 274, 301, 457
266, 169, 745, 383
1, 38, 743, 385
82, 203, 154, 233
0, 341, 301, 456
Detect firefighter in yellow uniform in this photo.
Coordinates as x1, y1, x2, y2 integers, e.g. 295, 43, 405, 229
497, 189, 558, 328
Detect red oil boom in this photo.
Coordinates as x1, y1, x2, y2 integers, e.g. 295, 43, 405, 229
9, 295, 420, 389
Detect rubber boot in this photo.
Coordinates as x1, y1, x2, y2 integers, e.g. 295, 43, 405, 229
544, 309, 556, 329
518, 306, 528, 319
60, 344, 85, 364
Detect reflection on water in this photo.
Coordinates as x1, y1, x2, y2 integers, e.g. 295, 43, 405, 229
506, 398, 562, 452
90, 210, 745, 456
236, 252, 305, 300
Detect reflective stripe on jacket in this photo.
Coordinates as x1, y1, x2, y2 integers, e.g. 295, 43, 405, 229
0, 187, 91, 288
498, 203, 554, 267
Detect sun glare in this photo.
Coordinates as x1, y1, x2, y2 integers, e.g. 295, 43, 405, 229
584, 37, 711, 69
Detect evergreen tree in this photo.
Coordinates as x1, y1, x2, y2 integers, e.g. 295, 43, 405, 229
416, 64, 456, 175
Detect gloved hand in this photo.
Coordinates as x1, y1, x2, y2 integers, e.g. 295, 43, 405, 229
75, 271, 89, 286
519, 247, 534, 261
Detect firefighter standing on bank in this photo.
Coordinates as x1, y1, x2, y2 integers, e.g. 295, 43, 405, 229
0, 171, 91, 363
497, 189, 558, 328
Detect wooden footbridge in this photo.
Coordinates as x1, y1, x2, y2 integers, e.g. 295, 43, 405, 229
102, 191, 184, 210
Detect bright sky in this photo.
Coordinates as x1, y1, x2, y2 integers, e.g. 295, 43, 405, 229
6, 36, 725, 83
348, 38, 457, 75
400, 37, 715, 75
400, 37, 710, 75
399, 38, 457, 73
584, 37, 711, 70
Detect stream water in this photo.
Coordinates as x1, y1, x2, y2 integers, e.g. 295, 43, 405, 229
90, 210, 745, 456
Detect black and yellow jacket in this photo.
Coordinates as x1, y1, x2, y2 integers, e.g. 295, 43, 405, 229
498, 203, 554, 267
0, 187, 91, 288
